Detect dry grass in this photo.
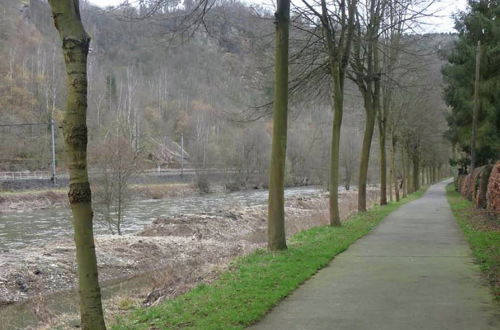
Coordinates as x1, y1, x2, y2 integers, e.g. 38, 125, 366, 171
0, 183, 198, 213
132, 183, 197, 200
0, 190, 67, 212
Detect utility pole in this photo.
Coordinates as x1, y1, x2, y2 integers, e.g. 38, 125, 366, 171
50, 119, 57, 184
471, 40, 481, 172
181, 133, 184, 176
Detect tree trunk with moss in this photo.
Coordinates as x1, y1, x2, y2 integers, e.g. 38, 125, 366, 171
267, 0, 290, 251
48, 1, 106, 328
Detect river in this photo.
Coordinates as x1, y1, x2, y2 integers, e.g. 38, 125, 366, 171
0, 186, 322, 250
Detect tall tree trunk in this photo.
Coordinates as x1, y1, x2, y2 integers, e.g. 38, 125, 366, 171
358, 31, 381, 212
47, 1, 106, 329
390, 136, 399, 202
412, 154, 420, 192
402, 147, 409, 196
378, 120, 387, 205
394, 172, 400, 202
408, 152, 413, 193
329, 68, 343, 226
358, 101, 376, 212
387, 134, 392, 203
322, 0, 357, 226
267, 0, 290, 251
470, 40, 481, 172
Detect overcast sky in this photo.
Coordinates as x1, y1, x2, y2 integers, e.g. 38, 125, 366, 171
87, 0, 468, 33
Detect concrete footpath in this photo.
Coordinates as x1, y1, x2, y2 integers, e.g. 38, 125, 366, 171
252, 181, 500, 330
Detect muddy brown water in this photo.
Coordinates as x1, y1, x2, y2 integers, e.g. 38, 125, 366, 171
0, 186, 323, 329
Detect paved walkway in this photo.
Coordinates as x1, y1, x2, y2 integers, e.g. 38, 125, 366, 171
252, 181, 500, 330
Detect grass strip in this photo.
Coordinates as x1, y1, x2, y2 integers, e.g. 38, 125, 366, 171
113, 189, 426, 330
445, 184, 500, 301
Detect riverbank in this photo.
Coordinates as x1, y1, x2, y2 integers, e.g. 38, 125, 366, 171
0, 188, 379, 329
0, 183, 197, 213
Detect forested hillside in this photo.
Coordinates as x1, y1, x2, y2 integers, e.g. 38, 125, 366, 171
0, 0, 451, 189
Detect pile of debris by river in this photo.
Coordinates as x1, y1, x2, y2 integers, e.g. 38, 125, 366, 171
0, 187, 379, 326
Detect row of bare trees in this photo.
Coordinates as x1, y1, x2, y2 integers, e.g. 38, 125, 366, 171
267, 0, 450, 251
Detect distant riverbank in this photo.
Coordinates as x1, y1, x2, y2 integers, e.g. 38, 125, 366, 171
0, 182, 197, 214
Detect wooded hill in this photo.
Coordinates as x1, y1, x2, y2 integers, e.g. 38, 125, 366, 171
0, 0, 452, 189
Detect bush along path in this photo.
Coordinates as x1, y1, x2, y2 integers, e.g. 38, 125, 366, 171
113, 188, 427, 329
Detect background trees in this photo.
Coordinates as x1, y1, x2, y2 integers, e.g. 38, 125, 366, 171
443, 0, 500, 169
1, 0, 452, 194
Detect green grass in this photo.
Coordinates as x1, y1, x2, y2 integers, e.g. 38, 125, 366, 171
446, 184, 500, 301
113, 190, 426, 330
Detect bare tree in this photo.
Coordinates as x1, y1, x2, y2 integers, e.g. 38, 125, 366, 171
91, 135, 140, 235
284, 0, 358, 225
47, 0, 106, 328
348, 0, 385, 212
268, 0, 291, 251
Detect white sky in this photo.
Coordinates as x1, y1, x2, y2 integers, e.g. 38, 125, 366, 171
87, 0, 468, 33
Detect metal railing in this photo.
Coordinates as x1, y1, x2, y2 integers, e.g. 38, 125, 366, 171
0, 171, 51, 180
0, 168, 237, 181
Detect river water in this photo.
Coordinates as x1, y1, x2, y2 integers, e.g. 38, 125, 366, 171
0, 186, 322, 250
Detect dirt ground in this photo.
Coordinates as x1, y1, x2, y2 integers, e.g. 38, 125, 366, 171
0, 188, 379, 328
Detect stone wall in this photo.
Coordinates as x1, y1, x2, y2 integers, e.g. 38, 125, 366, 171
475, 165, 492, 209
454, 162, 499, 218
486, 162, 500, 217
